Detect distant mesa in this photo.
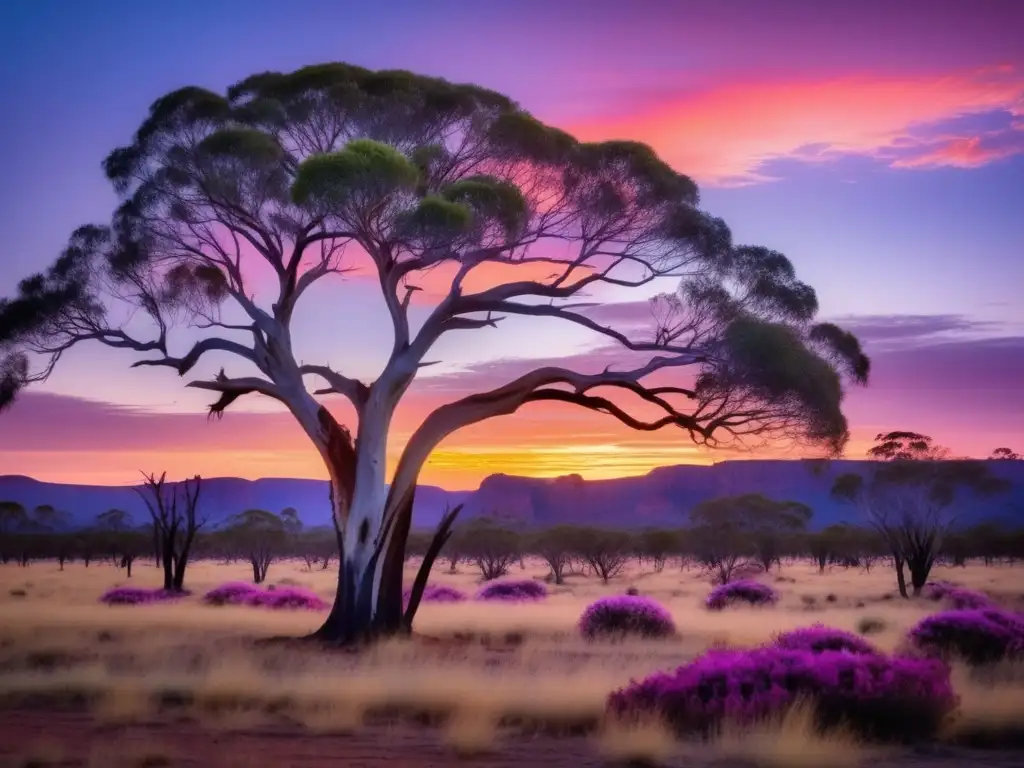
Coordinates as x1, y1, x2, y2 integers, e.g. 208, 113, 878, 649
1, 459, 1020, 532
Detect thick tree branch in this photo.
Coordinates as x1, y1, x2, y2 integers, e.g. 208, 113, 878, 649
132, 336, 258, 376
186, 372, 286, 416
300, 364, 370, 409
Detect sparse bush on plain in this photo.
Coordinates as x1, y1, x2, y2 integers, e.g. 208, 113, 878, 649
403, 584, 467, 604
607, 646, 957, 742
578, 595, 676, 640
908, 608, 1024, 665
856, 616, 887, 636
99, 586, 190, 605
200, 582, 325, 610
705, 580, 778, 610
202, 582, 263, 606
249, 586, 327, 611
474, 579, 548, 602
922, 581, 993, 610
773, 624, 882, 656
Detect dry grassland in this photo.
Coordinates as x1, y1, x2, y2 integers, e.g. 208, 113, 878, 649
1, 557, 1022, 767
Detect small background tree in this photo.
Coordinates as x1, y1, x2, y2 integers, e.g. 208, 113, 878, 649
223, 508, 287, 584
575, 528, 632, 583
455, 517, 521, 581
135, 472, 205, 591
832, 431, 1009, 597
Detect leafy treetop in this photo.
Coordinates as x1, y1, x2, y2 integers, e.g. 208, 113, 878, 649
1, 61, 871, 487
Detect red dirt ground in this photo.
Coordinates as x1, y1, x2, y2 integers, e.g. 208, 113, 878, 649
0, 711, 1022, 768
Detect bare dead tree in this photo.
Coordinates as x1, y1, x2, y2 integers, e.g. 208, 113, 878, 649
134, 472, 205, 591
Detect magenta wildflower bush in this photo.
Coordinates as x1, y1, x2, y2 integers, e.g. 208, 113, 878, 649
607, 646, 957, 742
922, 581, 992, 610
908, 608, 1024, 665
773, 624, 882, 656
249, 586, 327, 611
201, 582, 326, 610
475, 579, 548, 602
99, 587, 190, 605
921, 580, 958, 600
403, 585, 468, 605
705, 580, 778, 610
202, 582, 264, 606
943, 588, 994, 610
579, 595, 676, 640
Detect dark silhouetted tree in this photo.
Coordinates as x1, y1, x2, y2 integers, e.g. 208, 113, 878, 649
990, 447, 1020, 461
224, 508, 287, 584
94, 508, 144, 576
135, 472, 205, 591
575, 528, 632, 583
458, 518, 521, 581
0, 63, 868, 643
832, 431, 1009, 597
689, 493, 811, 575
528, 526, 579, 585
806, 524, 851, 573
32, 504, 71, 531
636, 528, 682, 572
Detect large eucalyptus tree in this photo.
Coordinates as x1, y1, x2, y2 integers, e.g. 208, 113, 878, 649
0, 64, 869, 643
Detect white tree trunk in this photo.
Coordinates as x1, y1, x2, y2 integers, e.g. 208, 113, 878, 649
342, 396, 394, 622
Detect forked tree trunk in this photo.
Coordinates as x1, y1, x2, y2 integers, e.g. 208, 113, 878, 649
308, 484, 459, 645
305, 404, 461, 645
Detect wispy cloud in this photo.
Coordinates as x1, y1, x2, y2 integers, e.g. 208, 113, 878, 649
825, 313, 1012, 350
564, 66, 1024, 185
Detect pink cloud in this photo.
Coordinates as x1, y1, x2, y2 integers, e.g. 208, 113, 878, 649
892, 134, 1024, 169
563, 66, 1024, 185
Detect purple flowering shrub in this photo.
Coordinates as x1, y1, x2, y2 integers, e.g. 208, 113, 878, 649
403, 585, 468, 605
943, 588, 994, 610
608, 647, 957, 742
908, 608, 1024, 665
475, 579, 548, 602
99, 587, 189, 605
921, 580, 958, 600
248, 586, 328, 611
705, 580, 778, 610
201, 582, 326, 610
922, 581, 992, 610
202, 582, 264, 606
578, 595, 676, 640
773, 624, 882, 656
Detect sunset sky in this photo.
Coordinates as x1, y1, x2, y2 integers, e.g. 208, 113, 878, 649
1, 0, 1022, 488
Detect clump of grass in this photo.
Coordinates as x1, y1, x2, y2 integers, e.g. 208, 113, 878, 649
593, 715, 679, 765
440, 706, 501, 757
295, 701, 366, 734
11, 742, 67, 768
93, 681, 154, 724
856, 616, 887, 636
709, 699, 871, 768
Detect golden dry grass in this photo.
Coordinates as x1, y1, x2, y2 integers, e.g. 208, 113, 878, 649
1, 556, 1022, 763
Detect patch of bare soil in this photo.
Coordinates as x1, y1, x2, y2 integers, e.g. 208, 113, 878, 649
0, 711, 1022, 768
